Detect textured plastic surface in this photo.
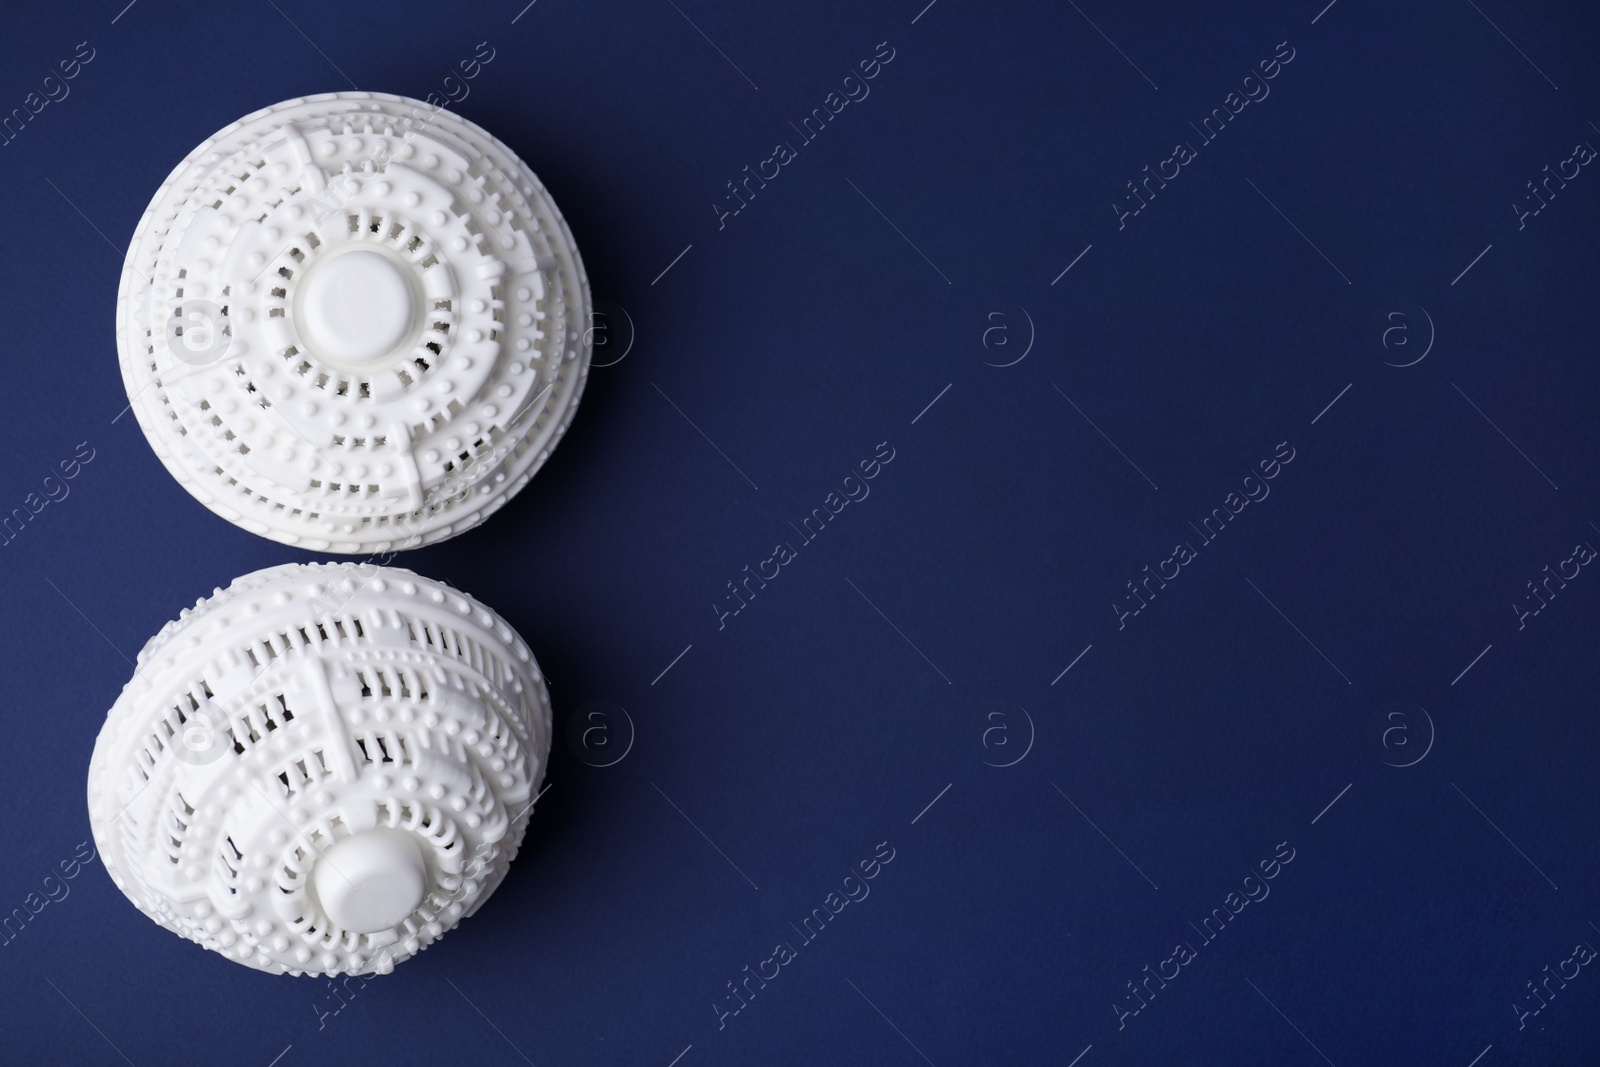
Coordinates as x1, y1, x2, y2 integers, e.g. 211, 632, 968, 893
85, 562, 552, 977
116, 92, 592, 552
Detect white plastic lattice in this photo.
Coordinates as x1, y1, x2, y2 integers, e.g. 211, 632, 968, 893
116, 93, 592, 552
85, 562, 552, 977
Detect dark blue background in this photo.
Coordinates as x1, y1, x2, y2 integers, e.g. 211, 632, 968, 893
2, 0, 1598, 1063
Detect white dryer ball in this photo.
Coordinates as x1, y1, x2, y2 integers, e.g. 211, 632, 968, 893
86, 562, 551, 976
116, 93, 592, 552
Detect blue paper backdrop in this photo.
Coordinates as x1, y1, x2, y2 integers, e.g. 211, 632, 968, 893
1, 0, 1598, 1063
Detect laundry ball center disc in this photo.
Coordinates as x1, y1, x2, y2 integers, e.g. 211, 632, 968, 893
296, 250, 417, 366
312, 829, 427, 934
115, 92, 593, 553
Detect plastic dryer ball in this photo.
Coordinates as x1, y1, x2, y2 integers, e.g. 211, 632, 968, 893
86, 562, 552, 977
116, 92, 592, 553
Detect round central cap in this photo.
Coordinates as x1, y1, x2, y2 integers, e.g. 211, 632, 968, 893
298, 250, 413, 364
311, 829, 427, 934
